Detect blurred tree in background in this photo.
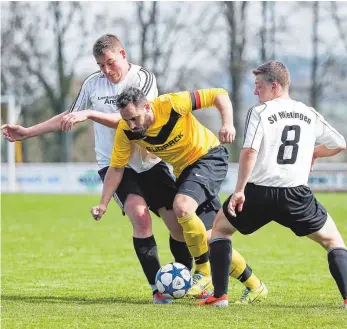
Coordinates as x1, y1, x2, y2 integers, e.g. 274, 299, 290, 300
1, 1, 346, 163
1, 1, 91, 162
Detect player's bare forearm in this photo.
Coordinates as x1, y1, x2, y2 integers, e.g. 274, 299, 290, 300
214, 94, 236, 143
313, 144, 346, 159
235, 148, 258, 192
88, 111, 121, 129
214, 94, 234, 126
100, 167, 124, 206
28, 112, 68, 137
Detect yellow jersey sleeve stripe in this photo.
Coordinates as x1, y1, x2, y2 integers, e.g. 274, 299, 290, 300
190, 91, 202, 111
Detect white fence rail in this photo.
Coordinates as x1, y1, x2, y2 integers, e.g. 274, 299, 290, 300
1, 163, 347, 194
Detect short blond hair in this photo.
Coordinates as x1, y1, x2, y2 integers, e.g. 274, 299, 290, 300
93, 34, 124, 57
252, 61, 290, 89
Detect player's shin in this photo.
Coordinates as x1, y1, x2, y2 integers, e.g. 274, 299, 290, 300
230, 248, 261, 290
169, 235, 193, 271
177, 213, 210, 276
133, 235, 161, 292
328, 248, 347, 301
209, 238, 231, 298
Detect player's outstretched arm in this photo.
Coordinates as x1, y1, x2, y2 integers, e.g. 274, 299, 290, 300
1, 112, 68, 142
61, 110, 122, 131
91, 167, 124, 221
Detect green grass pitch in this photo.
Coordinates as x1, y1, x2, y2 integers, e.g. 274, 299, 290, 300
2, 193, 347, 329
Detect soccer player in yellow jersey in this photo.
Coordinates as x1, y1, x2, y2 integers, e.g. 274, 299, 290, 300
91, 86, 268, 302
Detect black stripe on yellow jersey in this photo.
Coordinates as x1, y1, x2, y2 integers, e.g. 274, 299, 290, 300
124, 110, 182, 144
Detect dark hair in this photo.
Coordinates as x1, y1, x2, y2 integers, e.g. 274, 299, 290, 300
93, 34, 124, 57
252, 60, 290, 89
116, 87, 147, 109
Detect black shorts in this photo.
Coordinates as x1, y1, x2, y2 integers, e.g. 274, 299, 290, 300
176, 145, 229, 228
222, 183, 328, 237
98, 161, 177, 217
196, 196, 222, 231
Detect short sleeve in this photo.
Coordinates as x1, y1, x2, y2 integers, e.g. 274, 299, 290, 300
242, 107, 264, 151
315, 111, 346, 149
137, 69, 158, 101
69, 74, 95, 112
110, 121, 132, 168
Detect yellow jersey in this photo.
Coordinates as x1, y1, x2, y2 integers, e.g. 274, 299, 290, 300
110, 88, 228, 177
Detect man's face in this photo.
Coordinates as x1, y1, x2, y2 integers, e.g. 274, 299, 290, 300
95, 49, 128, 83
120, 103, 149, 135
254, 75, 276, 104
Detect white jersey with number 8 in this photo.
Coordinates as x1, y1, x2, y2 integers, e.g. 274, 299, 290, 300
243, 98, 346, 187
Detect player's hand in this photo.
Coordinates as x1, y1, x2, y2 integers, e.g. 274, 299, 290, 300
1, 124, 30, 142
219, 124, 236, 144
227, 191, 245, 217
91, 204, 107, 221
61, 111, 90, 131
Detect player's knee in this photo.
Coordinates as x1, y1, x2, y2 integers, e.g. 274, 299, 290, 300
313, 215, 346, 250
211, 214, 224, 235
130, 208, 151, 225
124, 197, 152, 232
130, 212, 152, 236
173, 195, 197, 218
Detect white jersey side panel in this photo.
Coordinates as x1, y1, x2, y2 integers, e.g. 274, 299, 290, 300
243, 99, 345, 187
70, 64, 161, 172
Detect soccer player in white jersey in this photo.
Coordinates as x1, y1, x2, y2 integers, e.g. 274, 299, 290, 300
200, 60, 347, 308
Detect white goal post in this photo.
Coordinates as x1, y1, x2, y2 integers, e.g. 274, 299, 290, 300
1, 95, 21, 192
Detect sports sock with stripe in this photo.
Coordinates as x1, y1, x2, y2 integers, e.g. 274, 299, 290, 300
177, 212, 210, 276
229, 248, 261, 290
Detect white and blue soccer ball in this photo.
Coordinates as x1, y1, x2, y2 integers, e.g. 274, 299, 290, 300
155, 262, 192, 299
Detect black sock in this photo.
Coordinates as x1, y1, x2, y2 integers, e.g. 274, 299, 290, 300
328, 248, 347, 299
210, 238, 231, 298
169, 235, 193, 271
133, 235, 160, 286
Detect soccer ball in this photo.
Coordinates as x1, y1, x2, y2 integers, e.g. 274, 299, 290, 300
155, 262, 192, 299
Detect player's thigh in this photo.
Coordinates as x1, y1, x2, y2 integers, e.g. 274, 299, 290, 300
176, 145, 229, 202
140, 161, 178, 217
99, 166, 147, 216
307, 213, 346, 250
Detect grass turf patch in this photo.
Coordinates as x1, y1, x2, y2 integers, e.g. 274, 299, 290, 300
2, 193, 347, 328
